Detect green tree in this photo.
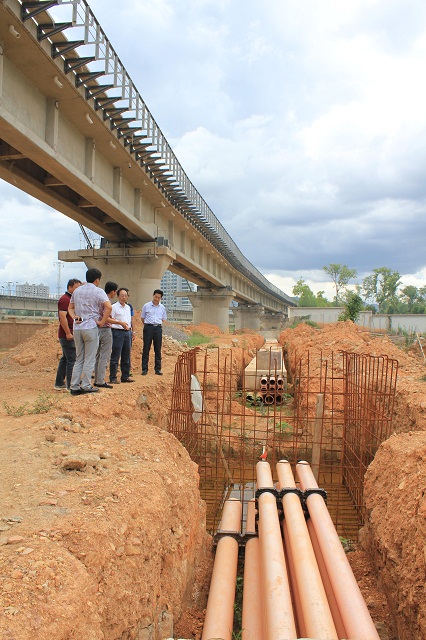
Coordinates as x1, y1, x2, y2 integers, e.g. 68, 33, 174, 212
361, 267, 401, 313
323, 264, 357, 305
338, 291, 364, 322
292, 279, 331, 307
315, 291, 330, 307
292, 279, 317, 306
399, 285, 418, 309
399, 285, 426, 314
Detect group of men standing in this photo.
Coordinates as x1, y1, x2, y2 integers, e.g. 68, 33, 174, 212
54, 267, 167, 395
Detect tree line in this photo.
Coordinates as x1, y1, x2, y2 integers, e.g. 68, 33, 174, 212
293, 264, 426, 321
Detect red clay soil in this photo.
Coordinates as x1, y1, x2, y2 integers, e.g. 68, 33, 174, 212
0, 321, 263, 640
1, 319, 424, 639
280, 321, 426, 640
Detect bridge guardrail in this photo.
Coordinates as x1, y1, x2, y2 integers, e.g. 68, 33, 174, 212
18, 0, 295, 306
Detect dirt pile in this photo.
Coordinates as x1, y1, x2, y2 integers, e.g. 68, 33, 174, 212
0, 323, 212, 640
7, 321, 186, 374
280, 321, 426, 432
183, 323, 225, 336
362, 432, 426, 640
2, 319, 425, 638
280, 321, 426, 639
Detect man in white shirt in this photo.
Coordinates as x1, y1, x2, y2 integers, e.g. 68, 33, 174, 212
109, 288, 134, 384
68, 268, 112, 395
141, 289, 167, 375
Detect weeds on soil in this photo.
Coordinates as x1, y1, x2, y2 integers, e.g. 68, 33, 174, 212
339, 536, 355, 553
183, 331, 212, 347
4, 392, 60, 417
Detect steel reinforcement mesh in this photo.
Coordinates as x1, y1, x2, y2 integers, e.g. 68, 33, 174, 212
167, 346, 398, 540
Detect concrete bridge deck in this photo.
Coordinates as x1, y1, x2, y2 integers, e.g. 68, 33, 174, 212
0, 0, 295, 329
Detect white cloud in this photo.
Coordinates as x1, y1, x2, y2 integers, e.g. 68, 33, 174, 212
0, 185, 86, 293
2, 0, 426, 301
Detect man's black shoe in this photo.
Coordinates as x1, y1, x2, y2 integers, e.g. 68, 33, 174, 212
70, 388, 84, 396
141, 370, 148, 376
94, 382, 113, 389
109, 379, 120, 384
121, 378, 135, 383
155, 370, 163, 376
83, 387, 99, 394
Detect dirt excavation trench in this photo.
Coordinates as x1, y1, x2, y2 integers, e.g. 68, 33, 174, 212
0, 320, 425, 639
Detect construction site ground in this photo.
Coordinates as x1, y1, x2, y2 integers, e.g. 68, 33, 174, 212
1, 319, 425, 639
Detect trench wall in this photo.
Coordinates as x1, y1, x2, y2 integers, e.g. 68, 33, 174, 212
362, 432, 426, 640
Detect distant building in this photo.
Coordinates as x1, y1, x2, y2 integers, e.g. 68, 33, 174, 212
16, 282, 50, 298
160, 271, 195, 311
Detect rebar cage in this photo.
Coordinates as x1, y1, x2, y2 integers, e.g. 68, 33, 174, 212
167, 346, 398, 541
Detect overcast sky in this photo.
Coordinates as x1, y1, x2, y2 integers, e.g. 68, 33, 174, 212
2, 0, 426, 299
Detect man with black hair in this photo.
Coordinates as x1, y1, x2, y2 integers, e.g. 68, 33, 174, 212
141, 289, 167, 375
93, 281, 118, 389
54, 278, 82, 390
68, 268, 112, 395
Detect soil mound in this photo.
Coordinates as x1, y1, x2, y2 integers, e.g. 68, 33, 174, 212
185, 323, 224, 336
280, 321, 426, 639
363, 431, 426, 640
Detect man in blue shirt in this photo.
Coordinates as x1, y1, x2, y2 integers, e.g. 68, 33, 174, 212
141, 289, 167, 375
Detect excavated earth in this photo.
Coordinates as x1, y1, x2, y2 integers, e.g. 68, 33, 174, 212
279, 322, 426, 640
0, 322, 261, 640
0, 319, 425, 639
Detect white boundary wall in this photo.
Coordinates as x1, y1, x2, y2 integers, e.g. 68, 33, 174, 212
288, 308, 426, 334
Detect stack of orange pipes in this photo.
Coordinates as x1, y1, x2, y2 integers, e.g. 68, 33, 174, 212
202, 460, 381, 640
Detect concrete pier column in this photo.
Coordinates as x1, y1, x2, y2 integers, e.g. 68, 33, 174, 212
187, 288, 235, 333
58, 243, 175, 310
232, 304, 263, 331
261, 312, 285, 330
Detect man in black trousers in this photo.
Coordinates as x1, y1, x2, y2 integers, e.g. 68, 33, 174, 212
140, 289, 167, 375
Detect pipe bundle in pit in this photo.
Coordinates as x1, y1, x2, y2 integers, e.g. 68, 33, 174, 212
259, 374, 285, 405
203, 461, 381, 640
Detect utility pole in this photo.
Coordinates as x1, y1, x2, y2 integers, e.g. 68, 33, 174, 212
53, 261, 64, 296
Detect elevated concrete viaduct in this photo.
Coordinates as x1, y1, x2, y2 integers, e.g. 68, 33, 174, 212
0, 0, 295, 331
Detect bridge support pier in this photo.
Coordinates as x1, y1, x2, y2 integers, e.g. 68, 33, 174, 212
261, 312, 285, 330
232, 305, 264, 331
58, 244, 175, 311
187, 288, 235, 334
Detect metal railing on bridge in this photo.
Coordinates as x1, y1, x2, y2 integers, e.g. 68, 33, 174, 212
18, 0, 294, 306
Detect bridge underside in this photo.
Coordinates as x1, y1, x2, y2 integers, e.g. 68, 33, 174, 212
0, 0, 295, 326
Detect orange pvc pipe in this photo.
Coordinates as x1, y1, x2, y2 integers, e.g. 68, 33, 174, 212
276, 461, 338, 640
245, 498, 257, 535
282, 517, 306, 638
202, 499, 242, 640
307, 517, 347, 639
242, 500, 264, 640
256, 461, 297, 640
296, 461, 381, 640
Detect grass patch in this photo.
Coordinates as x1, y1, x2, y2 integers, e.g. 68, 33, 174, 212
4, 392, 60, 417
277, 420, 293, 435
339, 536, 355, 553
183, 331, 212, 347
